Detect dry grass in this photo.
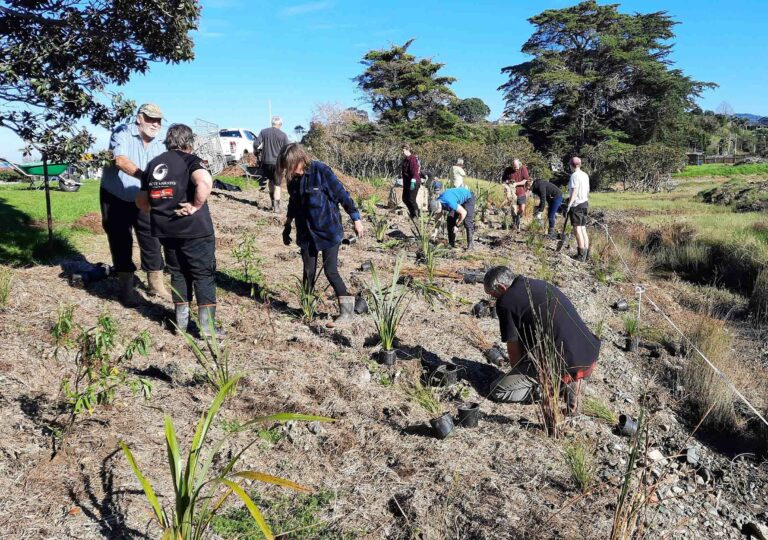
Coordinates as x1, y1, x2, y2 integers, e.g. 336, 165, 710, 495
681, 316, 736, 430
465, 319, 493, 351
0, 265, 12, 307
749, 268, 768, 325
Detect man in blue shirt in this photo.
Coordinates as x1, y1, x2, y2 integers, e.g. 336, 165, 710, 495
428, 186, 475, 249
100, 103, 168, 306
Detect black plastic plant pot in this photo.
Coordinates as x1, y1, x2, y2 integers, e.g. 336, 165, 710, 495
378, 348, 397, 366
626, 337, 639, 352
430, 363, 459, 387
430, 413, 455, 439
457, 402, 480, 428
618, 414, 638, 437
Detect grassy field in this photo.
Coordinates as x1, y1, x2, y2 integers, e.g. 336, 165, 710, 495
0, 180, 100, 265
672, 162, 768, 178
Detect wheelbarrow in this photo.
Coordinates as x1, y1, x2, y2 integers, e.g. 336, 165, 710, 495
0, 158, 81, 192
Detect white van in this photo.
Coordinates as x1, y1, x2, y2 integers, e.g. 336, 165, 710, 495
218, 128, 257, 162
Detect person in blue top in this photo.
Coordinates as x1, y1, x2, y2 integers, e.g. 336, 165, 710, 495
279, 143, 364, 322
100, 103, 168, 306
428, 186, 475, 250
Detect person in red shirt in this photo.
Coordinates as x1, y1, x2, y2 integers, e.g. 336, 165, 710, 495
501, 159, 530, 231
400, 144, 421, 219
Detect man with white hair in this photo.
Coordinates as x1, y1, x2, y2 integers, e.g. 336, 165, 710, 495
501, 158, 529, 231
450, 158, 467, 188
567, 156, 590, 261
100, 103, 169, 306
254, 116, 289, 212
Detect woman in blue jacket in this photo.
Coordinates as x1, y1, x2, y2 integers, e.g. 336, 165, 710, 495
279, 143, 364, 322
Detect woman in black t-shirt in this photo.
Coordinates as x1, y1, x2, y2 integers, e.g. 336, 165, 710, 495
137, 124, 223, 338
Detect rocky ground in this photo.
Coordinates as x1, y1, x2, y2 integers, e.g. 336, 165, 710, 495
0, 181, 766, 539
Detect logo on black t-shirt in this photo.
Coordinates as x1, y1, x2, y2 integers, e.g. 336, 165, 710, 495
152, 163, 169, 181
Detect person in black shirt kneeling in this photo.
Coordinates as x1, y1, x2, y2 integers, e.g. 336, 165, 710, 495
136, 124, 223, 338
483, 266, 600, 415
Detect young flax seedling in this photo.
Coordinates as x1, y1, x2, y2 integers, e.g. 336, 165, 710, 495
367, 256, 410, 353
295, 276, 322, 324
232, 233, 266, 299
120, 376, 334, 540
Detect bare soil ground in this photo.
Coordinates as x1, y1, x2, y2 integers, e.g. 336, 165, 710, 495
0, 182, 766, 539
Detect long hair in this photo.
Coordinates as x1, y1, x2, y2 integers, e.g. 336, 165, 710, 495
277, 143, 312, 184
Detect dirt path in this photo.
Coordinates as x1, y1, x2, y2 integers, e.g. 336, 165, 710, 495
0, 183, 765, 539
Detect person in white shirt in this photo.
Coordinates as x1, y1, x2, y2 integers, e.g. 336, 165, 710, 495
567, 156, 590, 261
450, 158, 467, 188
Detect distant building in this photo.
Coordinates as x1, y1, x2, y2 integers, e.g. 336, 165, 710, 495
686, 151, 704, 166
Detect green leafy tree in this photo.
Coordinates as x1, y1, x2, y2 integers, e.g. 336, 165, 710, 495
0, 0, 201, 160
450, 97, 491, 123
499, 1, 714, 153
354, 39, 456, 125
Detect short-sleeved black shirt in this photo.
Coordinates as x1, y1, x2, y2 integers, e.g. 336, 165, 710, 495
141, 150, 214, 239
496, 276, 600, 376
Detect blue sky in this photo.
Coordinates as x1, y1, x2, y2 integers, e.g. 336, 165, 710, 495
2, 0, 767, 160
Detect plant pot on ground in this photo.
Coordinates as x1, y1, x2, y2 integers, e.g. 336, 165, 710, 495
367, 256, 411, 368
623, 315, 639, 352
428, 363, 459, 387
430, 413, 454, 439
378, 348, 397, 366
457, 402, 480, 428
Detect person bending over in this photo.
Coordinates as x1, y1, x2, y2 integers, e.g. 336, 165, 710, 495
529, 178, 563, 239
483, 266, 600, 415
428, 186, 475, 250
280, 143, 364, 322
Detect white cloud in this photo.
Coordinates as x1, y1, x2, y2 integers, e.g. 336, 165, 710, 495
279, 1, 332, 17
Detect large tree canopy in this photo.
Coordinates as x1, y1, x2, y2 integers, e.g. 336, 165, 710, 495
499, 1, 714, 154
0, 0, 200, 160
450, 97, 491, 123
354, 39, 456, 125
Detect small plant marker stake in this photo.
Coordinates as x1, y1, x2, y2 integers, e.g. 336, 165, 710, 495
635, 285, 644, 334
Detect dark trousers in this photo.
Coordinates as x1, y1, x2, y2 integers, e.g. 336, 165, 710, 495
402, 181, 420, 218
447, 196, 475, 247
548, 195, 563, 230
301, 243, 348, 298
160, 235, 217, 306
100, 188, 164, 273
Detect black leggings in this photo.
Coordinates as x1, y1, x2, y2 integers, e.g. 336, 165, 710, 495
301, 243, 348, 298
402, 182, 420, 218
160, 235, 217, 306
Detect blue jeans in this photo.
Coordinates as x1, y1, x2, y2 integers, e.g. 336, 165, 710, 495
548, 195, 563, 230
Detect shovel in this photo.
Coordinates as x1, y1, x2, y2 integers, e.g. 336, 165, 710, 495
556, 211, 572, 252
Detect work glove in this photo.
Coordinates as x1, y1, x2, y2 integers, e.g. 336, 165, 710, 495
282, 225, 292, 246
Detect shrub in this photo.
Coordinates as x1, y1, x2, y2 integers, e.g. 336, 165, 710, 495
295, 276, 321, 324
681, 317, 736, 429
60, 315, 153, 416
178, 321, 236, 396
232, 233, 266, 299
582, 141, 686, 191
404, 378, 441, 415
121, 376, 333, 540
309, 136, 550, 182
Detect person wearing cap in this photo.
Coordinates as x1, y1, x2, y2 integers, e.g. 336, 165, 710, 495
428, 186, 475, 250
567, 156, 590, 261
254, 116, 289, 212
450, 158, 467, 188
100, 103, 168, 306
483, 266, 600, 415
